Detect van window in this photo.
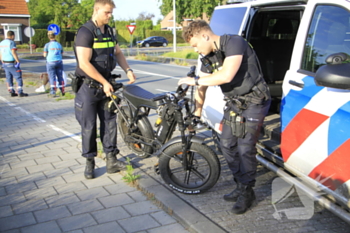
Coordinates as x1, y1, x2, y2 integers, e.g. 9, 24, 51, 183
301, 5, 350, 73
209, 7, 248, 35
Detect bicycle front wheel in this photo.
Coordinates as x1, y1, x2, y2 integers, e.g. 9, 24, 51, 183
158, 142, 220, 194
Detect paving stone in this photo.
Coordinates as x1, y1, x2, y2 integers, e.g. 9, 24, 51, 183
52, 159, 80, 169
147, 223, 189, 233
0, 176, 17, 186
91, 206, 131, 224
118, 215, 161, 232
151, 211, 177, 225
5, 181, 38, 195
123, 200, 160, 216
20, 221, 61, 233
0, 205, 13, 218
59, 153, 81, 161
0, 212, 36, 232
45, 193, 80, 208
75, 186, 109, 201
0, 192, 26, 207
83, 221, 126, 233
1, 167, 28, 179
44, 167, 73, 178
127, 190, 148, 202
35, 156, 62, 165
57, 213, 97, 232
12, 198, 48, 214
104, 182, 135, 195
24, 186, 58, 200
0, 186, 6, 196
34, 205, 72, 223
67, 199, 105, 215
82, 176, 115, 189
35, 176, 66, 189
10, 159, 37, 169
61, 172, 86, 183
26, 163, 55, 174
54, 181, 87, 194
98, 193, 135, 208
16, 172, 47, 183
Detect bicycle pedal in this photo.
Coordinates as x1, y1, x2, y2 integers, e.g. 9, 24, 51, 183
154, 163, 160, 175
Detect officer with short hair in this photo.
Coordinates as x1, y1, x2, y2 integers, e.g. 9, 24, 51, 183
74, 0, 136, 179
0, 30, 28, 97
178, 20, 271, 214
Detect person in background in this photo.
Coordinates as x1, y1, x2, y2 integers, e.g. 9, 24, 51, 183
35, 72, 68, 93
43, 31, 64, 96
0, 30, 28, 97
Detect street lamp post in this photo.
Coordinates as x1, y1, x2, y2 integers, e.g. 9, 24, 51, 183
173, 0, 176, 52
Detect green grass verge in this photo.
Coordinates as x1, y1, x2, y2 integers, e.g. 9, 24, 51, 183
162, 49, 198, 60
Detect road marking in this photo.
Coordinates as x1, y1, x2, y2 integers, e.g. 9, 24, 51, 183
0, 96, 81, 142
114, 67, 182, 80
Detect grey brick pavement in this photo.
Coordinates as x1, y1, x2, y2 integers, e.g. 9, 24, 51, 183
0, 83, 191, 233
1, 72, 349, 233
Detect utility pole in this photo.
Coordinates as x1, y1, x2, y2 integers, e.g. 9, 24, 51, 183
173, 0, 176, 52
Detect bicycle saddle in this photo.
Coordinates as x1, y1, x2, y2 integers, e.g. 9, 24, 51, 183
123, 85, 162, 109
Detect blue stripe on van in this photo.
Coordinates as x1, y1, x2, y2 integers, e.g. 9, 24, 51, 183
281, 76, 324, 132
328, 101, 350, 155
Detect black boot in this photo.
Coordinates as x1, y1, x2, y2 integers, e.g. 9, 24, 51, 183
106, 152, 127, 174
231, 185, 256, 214
223, 182, 243, 202
84, 158, 95, 179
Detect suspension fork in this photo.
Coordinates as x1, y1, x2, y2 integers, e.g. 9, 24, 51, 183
174, 110, 194, 171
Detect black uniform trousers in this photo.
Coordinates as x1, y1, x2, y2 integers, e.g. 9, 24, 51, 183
75, 82, 118, 158
220, 99, 271, 186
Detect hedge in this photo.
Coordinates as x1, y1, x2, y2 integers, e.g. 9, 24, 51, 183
31, 29, 76, 48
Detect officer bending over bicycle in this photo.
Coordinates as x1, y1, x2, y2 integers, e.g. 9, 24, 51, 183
73, 0, 136, 179
178, 20, 271, 214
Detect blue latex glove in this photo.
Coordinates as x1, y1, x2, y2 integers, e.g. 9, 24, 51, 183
15, 62, 20, 69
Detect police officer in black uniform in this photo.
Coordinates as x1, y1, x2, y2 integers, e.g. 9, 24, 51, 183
178, 20, 271, 214
74, 0, 136, 179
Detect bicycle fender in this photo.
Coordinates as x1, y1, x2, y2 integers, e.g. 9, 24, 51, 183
154, 135, 205, 157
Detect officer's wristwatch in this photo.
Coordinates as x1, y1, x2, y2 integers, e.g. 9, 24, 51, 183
194, 76, 200, 86
126, 68, 133, 73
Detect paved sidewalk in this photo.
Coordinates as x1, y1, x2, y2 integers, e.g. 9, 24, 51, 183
1, 74, 349, 233
0, 83, 203, 233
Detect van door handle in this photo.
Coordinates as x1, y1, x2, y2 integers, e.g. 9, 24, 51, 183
289, 80, 304, 88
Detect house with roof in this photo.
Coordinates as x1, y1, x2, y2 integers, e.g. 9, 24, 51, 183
160, 10, 209, 31
0, 0, 31, 44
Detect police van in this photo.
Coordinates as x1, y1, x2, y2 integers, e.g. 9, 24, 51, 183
201, 0, 350, 222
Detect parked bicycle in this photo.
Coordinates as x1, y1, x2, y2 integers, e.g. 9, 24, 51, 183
107, 67, 221, 194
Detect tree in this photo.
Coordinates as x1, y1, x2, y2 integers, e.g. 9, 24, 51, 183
159, 0, 222, 23
27, 0, 102, 30
136, 12, 155, 21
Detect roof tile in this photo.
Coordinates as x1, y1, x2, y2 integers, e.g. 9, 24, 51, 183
0, 0, 30, 15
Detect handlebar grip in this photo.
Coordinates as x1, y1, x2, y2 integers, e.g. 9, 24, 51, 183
187, 66, 197, 78
111, 74, 122, 79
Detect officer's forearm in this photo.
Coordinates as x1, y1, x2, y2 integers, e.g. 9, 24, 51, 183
115, 52, 130, 73
194, 86, 208, 117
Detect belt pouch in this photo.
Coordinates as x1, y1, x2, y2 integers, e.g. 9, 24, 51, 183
234, 115, 245, 138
